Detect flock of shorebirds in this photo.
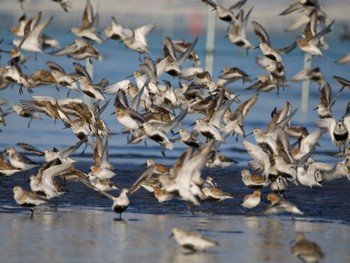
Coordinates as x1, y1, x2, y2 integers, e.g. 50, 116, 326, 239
1, 0, 350, 260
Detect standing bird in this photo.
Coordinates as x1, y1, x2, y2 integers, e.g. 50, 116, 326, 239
95, 166, 155, 220
13, 186, 47, 216
291, 232, 324, 263
241, 190, 261, 209
6, 146, 39, 171
171, 227, 219, 253
240, 169, 269, 189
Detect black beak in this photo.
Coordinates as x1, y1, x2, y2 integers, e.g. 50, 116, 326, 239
245, 131, 253, 137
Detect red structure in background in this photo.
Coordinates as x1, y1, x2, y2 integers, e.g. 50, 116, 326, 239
188, 7, 203, 37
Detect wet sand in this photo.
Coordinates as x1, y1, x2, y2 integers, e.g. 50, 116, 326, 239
0, 208, 350, 263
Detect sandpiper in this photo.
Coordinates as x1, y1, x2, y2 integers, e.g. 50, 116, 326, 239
6, 146, 39, 171
104, 17, 156, 54
316, 116, 350, 148
71, 0, 103, 44
291, 232, 324, 263
193, 118, 225, 143
46, 61, 79, 96
13, 13, 54, 53
335, 52, 350, 64
50, 38, 101, 61
12, 103, 42, 128
13, 185, 48, 215
159, 141, 215, 206
202, 186, 233, 202
30, 162, 71, 199
296, 166, 323, 188
144, 159, 170, 174
73, 62, 107, 101
0, 155, 21, 176
172, 128, 202, 148
228, 8, 255, 52
171, 227, 219, 253
241, 190, 261, 209
240, 169, 269, 189
264, 193, 303, 215
96, 166, 155, 220
51, 0, 72, 12
201, 0, 247, 23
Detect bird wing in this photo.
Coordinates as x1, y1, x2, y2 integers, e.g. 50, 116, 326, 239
242, 139, 270, 176
16, 142, 44, 156
129, 166, 155, 195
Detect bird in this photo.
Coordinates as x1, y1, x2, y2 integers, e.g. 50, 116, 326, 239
29, 162, 71, 199
291, 232, 324, 263
94, 166, 155, 220
73, 62, 107, 101
13, 185, 48, 216
316, 116, 350, 148
296, 166, 323, 188
158, 140, 215, 206
13, 12, 54, 53
144, 159, 170, 174
0, 155, 21, 176
201, 0, 247, 23
171, 227, 219, 253
46, 61, 79, 96
335, 52, 350, 64
172, 128, 202, 148
141, 122, 174, 152
333, 75, 350, 94
5, 146, 39, 171
11, 103, 42, 128
206, 151, 237, 168
17, 136, 87, 164
193, 118, 225, 143
50, 38, 101, 61
217, 66, 251, 86
241, 190, 261, 209
296, 19, 334, 57
264, 193, 304, 215
104, 17, 156, 54
228, 8, 255, 52
202, 186, 233, 202
71, 0, 103, 44
240, 169, 269, 189
51, 0, 72, 12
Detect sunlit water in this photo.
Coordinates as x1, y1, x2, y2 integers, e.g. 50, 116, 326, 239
1, 1, 350, 262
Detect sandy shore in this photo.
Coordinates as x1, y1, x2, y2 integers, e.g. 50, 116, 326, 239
0, 208, 349, 263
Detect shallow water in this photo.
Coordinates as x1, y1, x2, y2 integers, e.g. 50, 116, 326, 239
1, 1, 350, 262
1, 209, 350, 263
